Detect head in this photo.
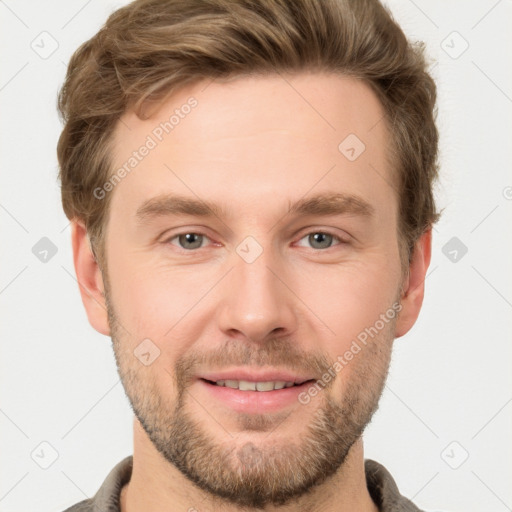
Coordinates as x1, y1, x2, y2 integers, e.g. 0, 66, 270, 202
58, 0, 439, 508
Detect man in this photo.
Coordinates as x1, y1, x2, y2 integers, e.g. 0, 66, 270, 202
57, 0, 439, 510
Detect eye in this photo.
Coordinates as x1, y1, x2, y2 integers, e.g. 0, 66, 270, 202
167, 232, 209, 250
296, 231, 345, 250
164, 230, 347, 252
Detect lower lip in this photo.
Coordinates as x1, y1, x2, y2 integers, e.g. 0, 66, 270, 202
197, 379, 315, 414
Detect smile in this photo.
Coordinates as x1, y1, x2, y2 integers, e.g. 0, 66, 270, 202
205, 379, 303, 391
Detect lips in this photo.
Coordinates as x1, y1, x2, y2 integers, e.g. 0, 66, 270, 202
198, 369, 314, 388
203, 379, 303, 391
196, 373, 317, 414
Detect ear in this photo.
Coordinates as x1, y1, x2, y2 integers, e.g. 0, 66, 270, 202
395, 228, 432, 338
71, 220, 110, 336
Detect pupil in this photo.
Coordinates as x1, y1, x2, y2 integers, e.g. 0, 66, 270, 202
180, 233, 202, 249
310, 232, 332, 249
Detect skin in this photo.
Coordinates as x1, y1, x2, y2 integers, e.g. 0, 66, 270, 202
72, 72, 431, 512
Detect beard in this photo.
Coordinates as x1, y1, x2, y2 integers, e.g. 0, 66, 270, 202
105, 286, 395, 509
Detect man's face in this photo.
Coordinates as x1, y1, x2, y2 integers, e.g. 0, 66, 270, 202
102, 72, 405, 507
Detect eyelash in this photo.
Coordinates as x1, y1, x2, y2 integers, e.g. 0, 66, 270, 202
163, 230, 348, 252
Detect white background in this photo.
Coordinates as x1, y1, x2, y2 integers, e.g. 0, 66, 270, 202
0, 1, 511, 511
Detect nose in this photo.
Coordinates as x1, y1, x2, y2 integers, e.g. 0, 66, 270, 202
216, 245, 298, 344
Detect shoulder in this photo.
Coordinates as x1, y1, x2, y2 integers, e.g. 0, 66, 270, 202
62, 498, 95, 512
61, 455, 133, 512
364, 458, 424, 512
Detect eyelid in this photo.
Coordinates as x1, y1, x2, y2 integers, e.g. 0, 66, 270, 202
164, 230, 215, 250
294, 230, 349, 249
295, 223, 351, 240
162, 227, 351, 253
159, 225, 213, 241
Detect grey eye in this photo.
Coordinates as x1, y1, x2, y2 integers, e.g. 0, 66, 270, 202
294, 231, 339, 249
176, 233, 205, 250
307, 232, 335, 249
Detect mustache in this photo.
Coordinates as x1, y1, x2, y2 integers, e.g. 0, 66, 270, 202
174, 338, 334, 389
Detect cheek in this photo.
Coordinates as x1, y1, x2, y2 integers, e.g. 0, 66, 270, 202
106, 251, 216, 353
107, 265, 203, 398
297, 258, 401, 350
305, 263, 399, 399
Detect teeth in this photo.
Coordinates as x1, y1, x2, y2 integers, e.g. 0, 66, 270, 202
239, 380, 256, 391
214, 379, 295, 391
256, 381, 274, 392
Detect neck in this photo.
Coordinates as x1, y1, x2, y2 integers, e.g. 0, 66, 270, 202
120, 418, 379, 512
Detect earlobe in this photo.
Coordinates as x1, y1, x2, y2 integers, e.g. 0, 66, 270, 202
71, 220, 110, 336
395, 228, 432, 338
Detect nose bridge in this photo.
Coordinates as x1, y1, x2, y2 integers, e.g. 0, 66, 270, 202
217, 239, 297, 342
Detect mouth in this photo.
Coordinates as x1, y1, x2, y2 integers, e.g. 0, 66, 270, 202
195, 373, 318, 414
200, 378, 313, 391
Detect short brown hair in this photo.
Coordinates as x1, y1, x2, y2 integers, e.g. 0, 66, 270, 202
57, 0, 440, 270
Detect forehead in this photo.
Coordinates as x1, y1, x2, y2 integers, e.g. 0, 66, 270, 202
109, 72, 395, 224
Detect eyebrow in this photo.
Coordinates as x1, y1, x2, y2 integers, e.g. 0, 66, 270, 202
135, 192, 374, 224
287, 193, 374, 218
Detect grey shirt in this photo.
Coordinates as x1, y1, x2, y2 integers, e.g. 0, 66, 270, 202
63, 455, 424, 511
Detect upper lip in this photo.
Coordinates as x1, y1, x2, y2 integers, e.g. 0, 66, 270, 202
199, 369, 315, 385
